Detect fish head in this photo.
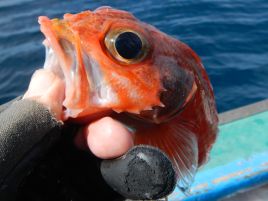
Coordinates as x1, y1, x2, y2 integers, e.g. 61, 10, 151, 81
39, 6, 197, 123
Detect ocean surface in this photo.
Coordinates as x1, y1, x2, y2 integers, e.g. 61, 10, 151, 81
0, 0, 267, 113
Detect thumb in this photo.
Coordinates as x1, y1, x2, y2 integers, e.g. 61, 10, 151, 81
23, 69, 65, 120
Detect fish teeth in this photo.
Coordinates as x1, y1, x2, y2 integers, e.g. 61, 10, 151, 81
127, 109, 141, 114
161, 87, 168, 92
113, 109, 123, 113
42, 39, 50, 47
159, 102, 165, 107
143, 106, 153, 111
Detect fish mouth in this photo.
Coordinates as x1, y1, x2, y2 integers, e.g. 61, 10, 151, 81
39, 16, 81, 117
39, 16, 115, 119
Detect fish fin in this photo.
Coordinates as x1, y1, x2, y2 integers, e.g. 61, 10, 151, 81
135, 121, 198, 194
166, 124, 198, 194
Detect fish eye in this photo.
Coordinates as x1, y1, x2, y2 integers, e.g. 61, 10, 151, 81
104, 29, 149, 64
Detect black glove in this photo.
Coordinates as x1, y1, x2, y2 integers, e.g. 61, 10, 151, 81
101, 145, 176, 200
0, 99, 176, 201
0, 98, 62, 200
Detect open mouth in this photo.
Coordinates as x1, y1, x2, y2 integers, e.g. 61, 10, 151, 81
39, 16, 116, 120
39, 16, 82, 118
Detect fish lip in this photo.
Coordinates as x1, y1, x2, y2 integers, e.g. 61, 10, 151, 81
39, 16, 73, 79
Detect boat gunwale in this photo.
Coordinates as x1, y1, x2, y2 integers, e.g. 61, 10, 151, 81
219, 99, 268, 125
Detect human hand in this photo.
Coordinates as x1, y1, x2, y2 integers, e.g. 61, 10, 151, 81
0, 68, 175, 201
23, 69, 134, 159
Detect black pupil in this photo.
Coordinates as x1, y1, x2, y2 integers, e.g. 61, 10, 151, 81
115, 32, 143, 60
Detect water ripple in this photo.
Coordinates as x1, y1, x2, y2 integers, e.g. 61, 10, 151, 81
0, 0, 267, 112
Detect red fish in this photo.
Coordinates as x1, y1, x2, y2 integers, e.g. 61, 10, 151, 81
39, 7, 218, 192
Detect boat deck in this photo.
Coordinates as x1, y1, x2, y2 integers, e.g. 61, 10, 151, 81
222, 183, 268, 201
169, 99, 268, 201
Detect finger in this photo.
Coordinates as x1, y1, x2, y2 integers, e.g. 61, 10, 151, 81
23, 69, 65, 120
74, 117, 134, 159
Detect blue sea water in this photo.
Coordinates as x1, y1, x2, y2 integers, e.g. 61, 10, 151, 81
0, 0, 267, 112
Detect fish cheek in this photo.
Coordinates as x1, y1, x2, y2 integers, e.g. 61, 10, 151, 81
160, 68, 196, 117
137, 57, 196, 123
